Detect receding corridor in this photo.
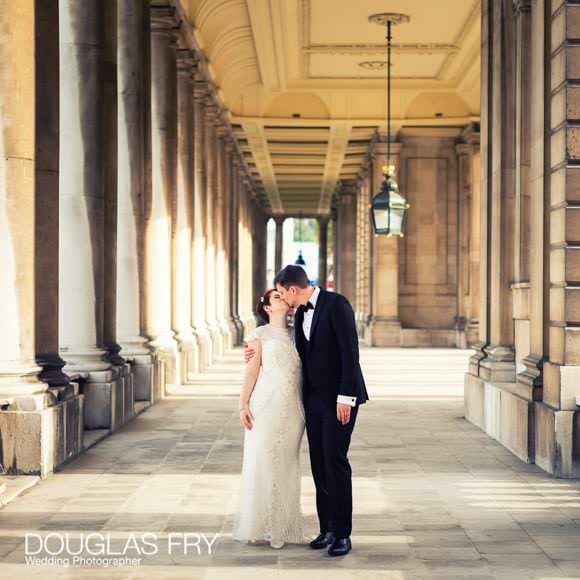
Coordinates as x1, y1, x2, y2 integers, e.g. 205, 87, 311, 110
1, 348, 580, 579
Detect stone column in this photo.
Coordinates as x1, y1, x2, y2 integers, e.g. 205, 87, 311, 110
240, 179, 257, 337
368, 141, 402, 346
355, 169, 372, 341
215, 125, 233, 351
252, 205, 268, 307
336, 187, 357, 306
0, 0, 56, 476
317, 217, 329, 288
510, 1, 535, 414
59, 0, 124, 431
467, 0, 493, 385
521, 0, 548, 396
192, 80, 210, 370
35, 0, 69, 393
144, 4, 180, 389
513, 0, 532, 285
117, 0, 154, 401
456, 134, 481, 348
204, 101, 222, 359
479, 0, 517, 383
174, 48, 200, 381
230, 161, 244, 343
274, 217, 284, 272
103, 0, 136, 427
536, 0, 580, 477
222, 140, 238, 347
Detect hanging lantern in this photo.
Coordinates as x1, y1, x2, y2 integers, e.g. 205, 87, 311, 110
368, 13, 410, 237
370, 165, 410, 237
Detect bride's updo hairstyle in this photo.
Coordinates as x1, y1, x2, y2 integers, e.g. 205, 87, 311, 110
257, 288, 277, 323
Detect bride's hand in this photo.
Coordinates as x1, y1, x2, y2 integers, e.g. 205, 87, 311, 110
243, 344, 256, 363
240, 406, 253, 430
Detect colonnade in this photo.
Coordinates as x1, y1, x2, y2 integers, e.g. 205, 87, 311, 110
0, 0, 266, 477
464, 0, 580, 477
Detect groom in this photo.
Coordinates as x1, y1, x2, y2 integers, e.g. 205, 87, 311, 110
246, 265, 368, 556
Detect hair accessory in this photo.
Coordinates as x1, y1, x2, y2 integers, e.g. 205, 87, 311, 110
260, 296, 264, 303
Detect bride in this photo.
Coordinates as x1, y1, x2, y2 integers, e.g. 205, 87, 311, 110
232, 288, 306, 549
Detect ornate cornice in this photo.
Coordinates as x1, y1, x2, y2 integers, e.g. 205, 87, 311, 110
304, 43, 458, 56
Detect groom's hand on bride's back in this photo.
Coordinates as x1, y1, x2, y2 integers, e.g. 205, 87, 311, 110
243, 344, 255, 363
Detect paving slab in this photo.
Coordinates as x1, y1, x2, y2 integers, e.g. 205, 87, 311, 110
0, 347, 579, 580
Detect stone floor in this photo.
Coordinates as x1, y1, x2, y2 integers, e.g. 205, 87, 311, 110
1, 347, 580, 579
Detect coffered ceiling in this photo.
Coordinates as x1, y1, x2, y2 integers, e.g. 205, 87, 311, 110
184, 0, 481, 216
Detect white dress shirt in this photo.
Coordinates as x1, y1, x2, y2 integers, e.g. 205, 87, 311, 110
302, 286, 357, 407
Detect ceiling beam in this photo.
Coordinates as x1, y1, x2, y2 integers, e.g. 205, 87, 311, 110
241, 121, 283, 214
318, 123, 351, 214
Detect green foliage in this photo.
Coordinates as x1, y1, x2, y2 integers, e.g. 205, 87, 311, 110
293, 218, 318, 243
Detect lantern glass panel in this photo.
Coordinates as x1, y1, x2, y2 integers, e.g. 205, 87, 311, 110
373, 207, 389, 232
388, 207, 405, 236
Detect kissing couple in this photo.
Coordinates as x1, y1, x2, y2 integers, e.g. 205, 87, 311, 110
232, 265, 369, 556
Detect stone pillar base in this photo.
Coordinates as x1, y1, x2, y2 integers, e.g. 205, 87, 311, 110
479, 345, 516, 383
192, 331, 210, 373
534, 403, 580, 478
455, 319, 479, 349
464, 372, 535, 464
232, 315, 244, 346
218, 319, 234, 352
367, 317, 401, 347
148, 340, 178, 391
81, 364, 134, 431
176, 335, 200, 384
210, 321, 225, 358
0, 392, 84, 477
127, 354, 155, 403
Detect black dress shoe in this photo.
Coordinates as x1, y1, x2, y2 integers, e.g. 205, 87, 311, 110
309, 531, 334, 549
328, 536, 352, 556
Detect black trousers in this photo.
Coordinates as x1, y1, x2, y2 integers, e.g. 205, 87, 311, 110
304, 392, 359, 538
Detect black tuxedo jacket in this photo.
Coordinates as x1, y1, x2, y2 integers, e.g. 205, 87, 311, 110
294, 289, 369, 407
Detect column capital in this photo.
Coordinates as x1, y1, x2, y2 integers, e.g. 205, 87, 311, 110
150, 4, 180, 35
274, 216, 285, 226
205, 103, 220, 125
317, 215, 330, 227
193, 79, 210, 99
513, 0, 531, 14
176, 48, 196, 75
371, 139, 402, 157
216, 124, 230, 139
225, 139, 236, 154
455, 143, 473, 156
337, 191, 356, 205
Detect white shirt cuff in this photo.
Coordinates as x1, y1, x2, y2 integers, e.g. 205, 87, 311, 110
337, 395, 357, 406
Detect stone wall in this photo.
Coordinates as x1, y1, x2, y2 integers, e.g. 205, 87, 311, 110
464, 0, 580, 478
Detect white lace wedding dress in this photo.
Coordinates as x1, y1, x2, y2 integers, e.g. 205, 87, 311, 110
232, 324, 306, 545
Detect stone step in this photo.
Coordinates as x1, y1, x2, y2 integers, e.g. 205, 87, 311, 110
0, 475, 40, 508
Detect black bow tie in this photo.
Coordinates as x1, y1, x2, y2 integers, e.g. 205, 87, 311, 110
302, 302, 314, 311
